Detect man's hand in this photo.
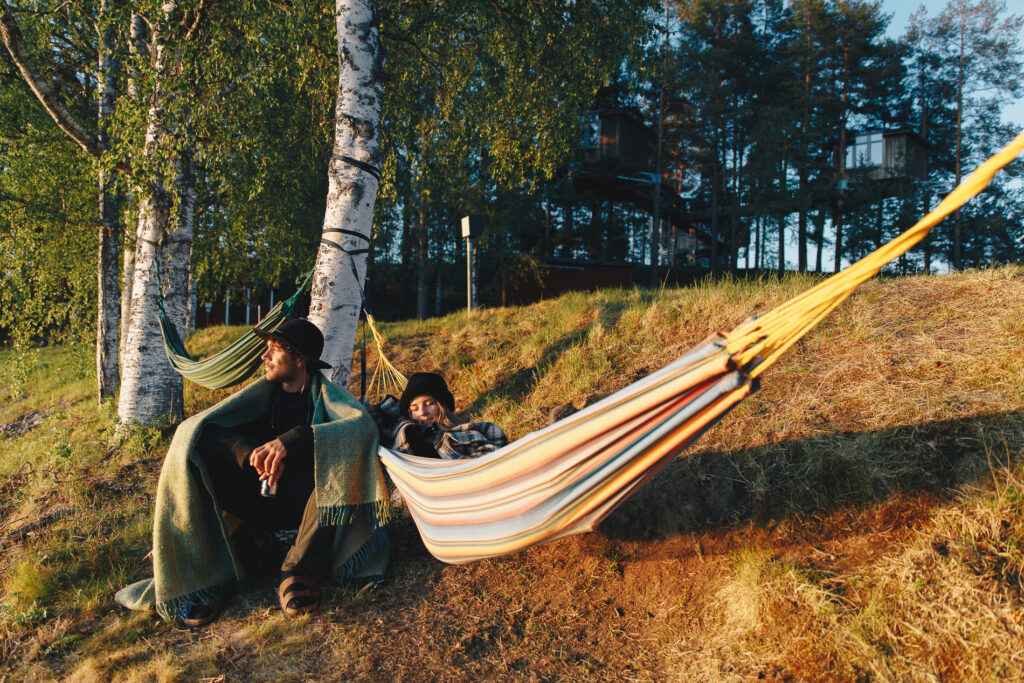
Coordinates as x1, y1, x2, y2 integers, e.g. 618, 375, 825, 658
250, 438, 288, 487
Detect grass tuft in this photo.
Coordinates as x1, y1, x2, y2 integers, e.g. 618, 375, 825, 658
4, 560, 57, 607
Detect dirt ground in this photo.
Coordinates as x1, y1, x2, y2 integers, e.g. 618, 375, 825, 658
158, 477, 939, 681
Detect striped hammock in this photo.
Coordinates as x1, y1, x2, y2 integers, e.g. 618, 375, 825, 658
379, 130, 1024, 565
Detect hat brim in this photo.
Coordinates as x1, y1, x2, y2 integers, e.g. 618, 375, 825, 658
253, 328, 332, 369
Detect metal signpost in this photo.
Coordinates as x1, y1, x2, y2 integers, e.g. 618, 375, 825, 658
461, 215, 483, 314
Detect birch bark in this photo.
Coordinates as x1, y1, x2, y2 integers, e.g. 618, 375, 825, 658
117, 15, 194, 424
117, 147, 194, 424
120, 242, 135, 365
307, 0, 383, 386
119, 177, 177, 424
96, 0, 120, 400
120, 14, 147, 367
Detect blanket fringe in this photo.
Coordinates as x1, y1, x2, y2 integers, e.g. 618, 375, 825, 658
156, 578, 236, 620
333, 527, 390, 581
317, 499, 392, 529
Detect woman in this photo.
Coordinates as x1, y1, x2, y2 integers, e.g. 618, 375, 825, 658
391, 372, 508, 459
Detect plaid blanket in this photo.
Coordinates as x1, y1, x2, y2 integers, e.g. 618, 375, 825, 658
115, 374, 389, 620
392, 419, 508, 460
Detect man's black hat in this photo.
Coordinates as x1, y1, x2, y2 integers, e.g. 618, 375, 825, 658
253, 318, 331, 369
400, 372, 455, 417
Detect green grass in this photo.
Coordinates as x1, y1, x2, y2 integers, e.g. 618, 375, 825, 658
3, 266, 1024, 679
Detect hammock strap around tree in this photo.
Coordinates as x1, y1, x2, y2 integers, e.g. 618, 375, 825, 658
331, 154, 382, 182
320, 227, 408, 400
379, 130, 1024, 565
158, 268, 315, 390
323, 152, 389, 398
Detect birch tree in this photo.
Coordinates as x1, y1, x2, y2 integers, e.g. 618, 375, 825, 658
117, 4, 196, 424
0, 0, 122, 401
117, 0, 294, 424
307, 0, 383, 384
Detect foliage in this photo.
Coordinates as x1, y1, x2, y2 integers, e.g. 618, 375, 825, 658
2, 0, 1023, 352
372, 0, 657, 317
906, 0, 1024, 268
0, 68, 97, 346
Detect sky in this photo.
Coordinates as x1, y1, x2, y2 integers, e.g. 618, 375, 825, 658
881, 0, 1024, 129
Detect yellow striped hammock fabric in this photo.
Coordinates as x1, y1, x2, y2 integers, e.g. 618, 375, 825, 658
379, 130, 1024, 565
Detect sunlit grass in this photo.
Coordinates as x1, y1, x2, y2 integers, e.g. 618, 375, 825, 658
2, 265, 1024, 678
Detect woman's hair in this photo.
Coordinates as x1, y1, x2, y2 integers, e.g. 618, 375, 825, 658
435, 404, 463, 429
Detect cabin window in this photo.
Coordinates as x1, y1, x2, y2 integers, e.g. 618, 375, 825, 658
846, 132, 884, 169
580, 112, 600, 150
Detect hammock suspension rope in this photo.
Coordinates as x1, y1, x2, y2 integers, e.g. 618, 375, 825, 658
318, 227, 407, 399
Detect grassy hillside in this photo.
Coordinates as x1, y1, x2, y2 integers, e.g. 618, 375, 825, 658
2, 266, 1024, 680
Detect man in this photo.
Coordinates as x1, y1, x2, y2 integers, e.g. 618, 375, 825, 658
116, 319, 389, 627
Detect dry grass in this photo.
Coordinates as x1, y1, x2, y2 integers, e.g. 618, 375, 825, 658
2, 266, 1024, 680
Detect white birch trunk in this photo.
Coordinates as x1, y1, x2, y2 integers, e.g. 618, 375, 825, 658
117, 147, 194, 424
120, 236, 135, 365
96, 0, 119, 401
119, 179, 177, 424
117, 18, 194, 425
119, 13, 145, 369
307, 0, 383, 386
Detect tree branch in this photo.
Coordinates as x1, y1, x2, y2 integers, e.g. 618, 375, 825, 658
0, 0, 103, 157
380, 29, 441, 68
0, 188, 100, 227
183, 0, 205, 41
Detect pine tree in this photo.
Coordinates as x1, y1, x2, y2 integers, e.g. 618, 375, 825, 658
909, 0, 1024, 269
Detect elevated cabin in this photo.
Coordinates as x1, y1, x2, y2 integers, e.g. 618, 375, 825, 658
569, 109, 714, 262
843, 129, 929, 182
576, 109, 653, 170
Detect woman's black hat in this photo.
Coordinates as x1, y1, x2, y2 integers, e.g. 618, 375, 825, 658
253, 318, 331, 369
400, 372, 455, 417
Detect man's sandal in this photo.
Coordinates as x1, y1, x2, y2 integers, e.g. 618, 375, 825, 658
181, 598, 227, 628
278, 575, 320, 617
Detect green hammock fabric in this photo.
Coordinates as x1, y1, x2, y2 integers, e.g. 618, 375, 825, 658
159, 271, 313, 390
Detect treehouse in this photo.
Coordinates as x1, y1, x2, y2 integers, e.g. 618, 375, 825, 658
575, 109, 653, 170
565, 108, 714, 266
842, 129, 929, 184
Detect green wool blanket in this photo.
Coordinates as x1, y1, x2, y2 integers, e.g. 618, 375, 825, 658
115, 374, 390, 620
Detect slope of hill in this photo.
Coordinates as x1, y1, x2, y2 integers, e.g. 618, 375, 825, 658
2, 267, 1023, 680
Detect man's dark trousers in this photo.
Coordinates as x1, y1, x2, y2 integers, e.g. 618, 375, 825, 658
195, 388, 333, 577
